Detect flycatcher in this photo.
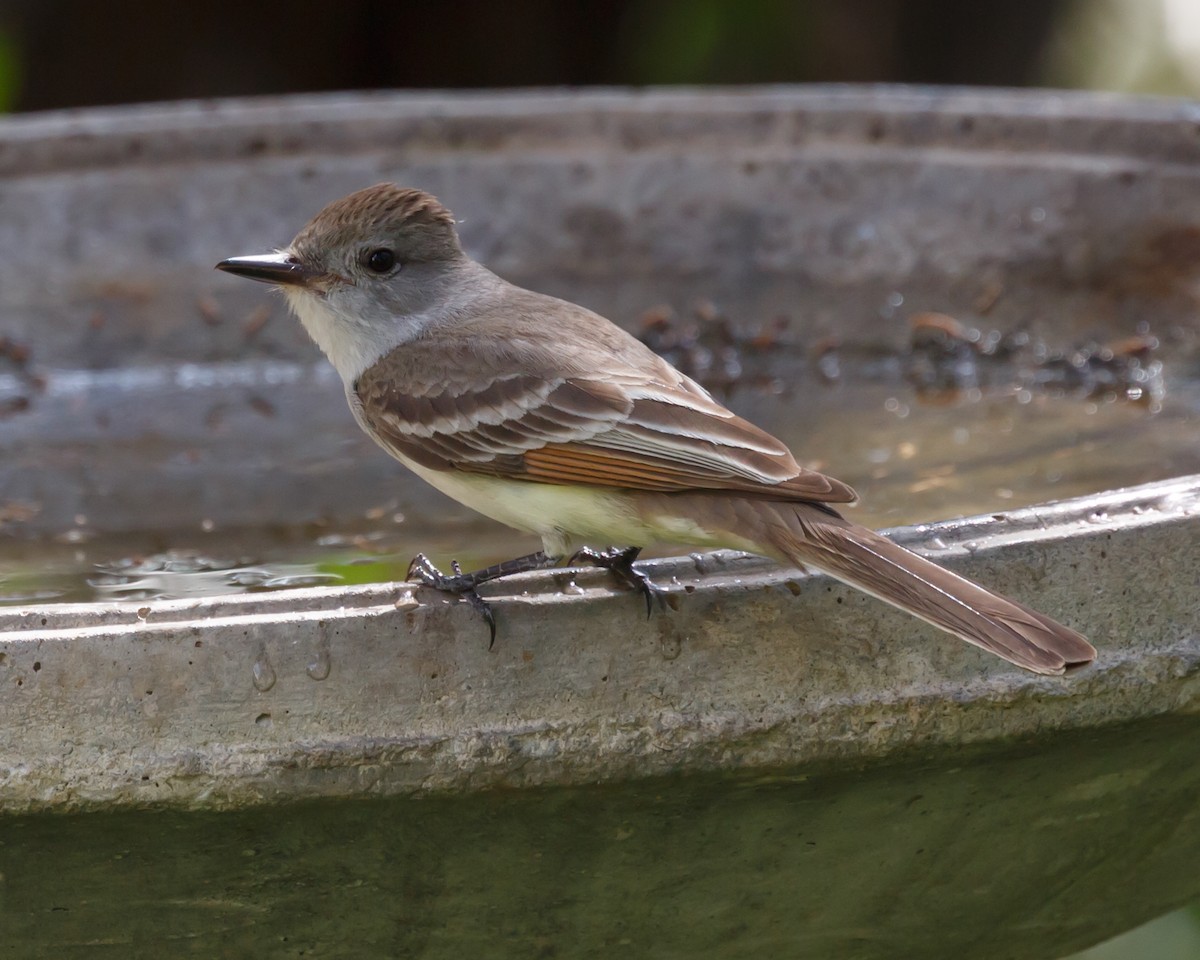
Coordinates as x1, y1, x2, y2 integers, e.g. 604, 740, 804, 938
217, 183, 1095, 676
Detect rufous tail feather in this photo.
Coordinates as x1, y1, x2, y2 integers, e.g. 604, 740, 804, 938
754, 501, 1095, 675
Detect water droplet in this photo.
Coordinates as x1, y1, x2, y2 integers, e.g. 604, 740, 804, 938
136, 607, 150, 622
252, 653, 277, 692
254, 712, 272, 728
262, 573, 340, 589
225, 569, 271, 587
1087, 510, 1108, 524
659, 633, 682, 660
305, 644, 331, 681
1029, 206, 1047, 223
561, 581, 586, 596
394, 590, 419, 611
926, 537, 949, 551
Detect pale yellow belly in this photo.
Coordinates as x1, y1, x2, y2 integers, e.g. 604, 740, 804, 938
398, 455, 758, 557
401, 456, 649, 555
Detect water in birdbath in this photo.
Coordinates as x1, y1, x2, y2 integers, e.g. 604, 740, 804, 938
0, 312, 1197, 606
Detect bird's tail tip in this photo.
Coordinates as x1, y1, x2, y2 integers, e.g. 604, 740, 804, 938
767, 506, 1096, 676
987, 607, 1095, 676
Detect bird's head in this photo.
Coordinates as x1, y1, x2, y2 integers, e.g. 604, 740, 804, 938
218, 183, 476, 381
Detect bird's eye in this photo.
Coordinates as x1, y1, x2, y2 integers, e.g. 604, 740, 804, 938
364, 248, 396, 274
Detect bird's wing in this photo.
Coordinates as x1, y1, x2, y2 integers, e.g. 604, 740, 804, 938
355, 359, 857, 504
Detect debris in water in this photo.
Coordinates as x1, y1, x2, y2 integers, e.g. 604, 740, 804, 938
635, 301, 1166, 409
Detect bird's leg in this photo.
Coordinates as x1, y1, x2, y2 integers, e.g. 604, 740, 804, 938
568, 545, 662, 617
406, 550, 560, 648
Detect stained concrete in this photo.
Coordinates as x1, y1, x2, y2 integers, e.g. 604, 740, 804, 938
3, 712, 1199, 960
1, 475, 1197, 813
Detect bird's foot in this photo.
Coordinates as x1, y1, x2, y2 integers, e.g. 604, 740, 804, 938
568, 545, 662, 617
406, 550, 558, 648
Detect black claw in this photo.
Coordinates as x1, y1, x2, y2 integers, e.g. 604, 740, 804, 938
569, 545, 663, 616
405, 550, 558, 648
463, 588, 497, 649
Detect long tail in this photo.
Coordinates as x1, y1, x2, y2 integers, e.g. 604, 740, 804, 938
752, 500, 1096, 675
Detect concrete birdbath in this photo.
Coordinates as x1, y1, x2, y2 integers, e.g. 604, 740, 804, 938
0, 88, 1198, 959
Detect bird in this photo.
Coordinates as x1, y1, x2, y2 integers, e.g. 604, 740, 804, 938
216, 183, 1096, 676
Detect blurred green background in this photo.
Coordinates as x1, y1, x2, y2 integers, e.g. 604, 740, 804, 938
0, 1, 1196, 956
2, 0, 1200, 111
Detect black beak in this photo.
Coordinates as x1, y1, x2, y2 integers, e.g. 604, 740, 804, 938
215, 252, 315, 287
